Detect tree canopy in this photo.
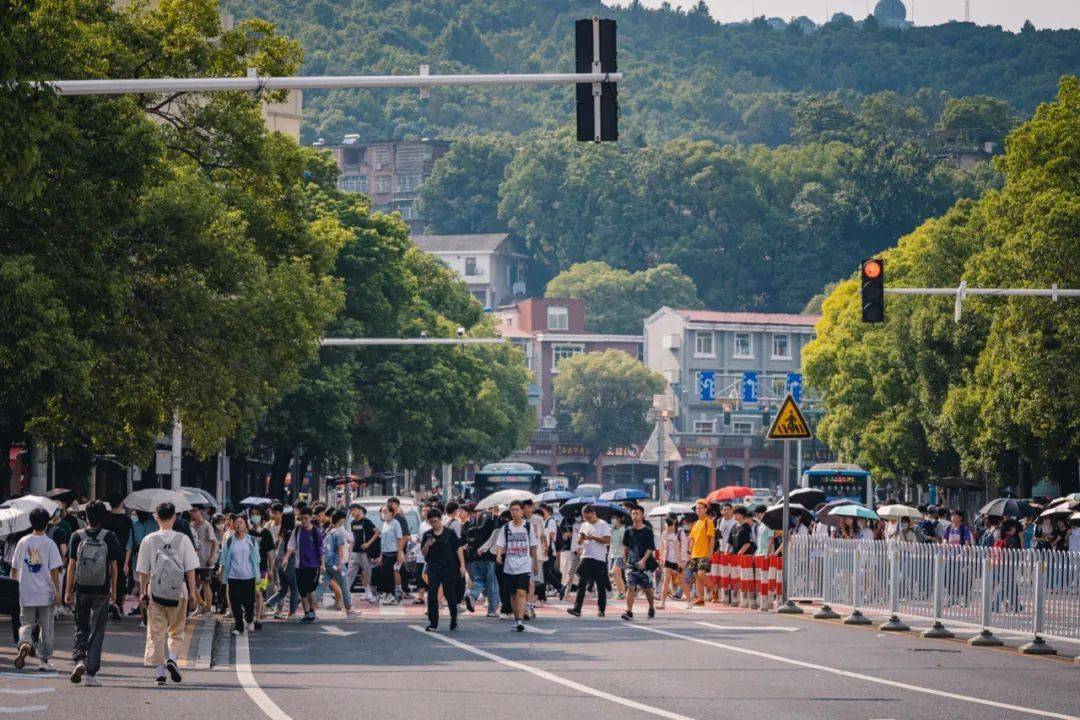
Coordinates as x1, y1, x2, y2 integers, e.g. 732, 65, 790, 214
546, 261, 701, 334
552, 350, 665, 462
1, 0, 340, 462
803, 77, 1080, 491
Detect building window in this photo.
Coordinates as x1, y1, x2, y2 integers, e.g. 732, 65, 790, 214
694, 331, 715, 358
771, 334, 791, 359
340, 175, 367, 193
693, 420, 716, 434
551, 343, 583, 372
465, 257, 479, 276
768, 376, 786, 398
394, 173, 423, 193
733, 421, 754, 435
511, 339, 532, 370
371, 147, 391, 167
374, 175, 391, 194
733, 332, 753, 359
547, 306, 569, 331
398, 204, 415, 220
471, 290, 487, 304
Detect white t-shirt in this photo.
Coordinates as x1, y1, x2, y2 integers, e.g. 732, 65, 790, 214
416, 521, 432, 563
135, 529, 199, 599
579, 519, 612, 562
13, 534, 63, 607
494, 520, 538, 576
717, 517, 738, 552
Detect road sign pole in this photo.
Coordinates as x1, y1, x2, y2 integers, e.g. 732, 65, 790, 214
658, 416, 666, 505
777, 439, 802, 614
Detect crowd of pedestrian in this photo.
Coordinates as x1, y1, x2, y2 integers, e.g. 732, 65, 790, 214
3, 488, 1079, 689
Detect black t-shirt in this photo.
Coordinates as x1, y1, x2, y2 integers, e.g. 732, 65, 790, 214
99, 512, 133, 557
68, 527, 124, 595
732, 522, 755, 554
349, 516, 380, 558
46, 525, 70, 558
420, 528, 460, 577
625, 525, 655, 565
250, 528, 275, 572
173, 515, 194, 544
395, 513, 410, 538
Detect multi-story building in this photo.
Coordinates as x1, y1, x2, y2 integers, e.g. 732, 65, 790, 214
495, 298, 644, 484
321, 137, 450, 226
642, 307, 831, 498
413, 233, 528, 308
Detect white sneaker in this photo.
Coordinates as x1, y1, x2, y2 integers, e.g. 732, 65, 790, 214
84, 675, 102, 687
38, 660, 56, 672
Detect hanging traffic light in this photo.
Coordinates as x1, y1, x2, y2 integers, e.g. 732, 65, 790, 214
861, 258, 885, 323
575, 17, 618, 142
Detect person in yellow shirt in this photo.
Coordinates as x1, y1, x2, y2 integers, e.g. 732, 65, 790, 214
687, 501, 715, 607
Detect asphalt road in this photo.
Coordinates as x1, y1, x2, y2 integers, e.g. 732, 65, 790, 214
4, 599, 1079, 720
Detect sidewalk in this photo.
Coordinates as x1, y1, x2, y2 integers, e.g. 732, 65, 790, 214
791, 600, 1080, 661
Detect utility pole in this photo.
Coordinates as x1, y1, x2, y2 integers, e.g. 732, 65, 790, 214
29, 439, 47, 495
658, 411, 667, 504
170, 414, 182, 490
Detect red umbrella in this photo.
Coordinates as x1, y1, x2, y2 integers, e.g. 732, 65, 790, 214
705, 486, 754, 503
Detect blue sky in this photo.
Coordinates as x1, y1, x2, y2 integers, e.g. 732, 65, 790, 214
610, 0, 1080, 31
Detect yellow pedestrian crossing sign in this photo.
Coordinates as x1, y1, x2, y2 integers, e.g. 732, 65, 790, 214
767, 394, 812, 440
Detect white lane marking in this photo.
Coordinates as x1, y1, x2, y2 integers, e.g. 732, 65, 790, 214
0, 675, 57, 681
632, 625, 1080, 720
410, 625, 694, 720
319, 625, 357, 637
0, 707, 49, 714
235, 630, 294, 720
0, 689, 55, 695
694, 623, 799, 632
378, 605, 406, 616
522, 625, 557, 635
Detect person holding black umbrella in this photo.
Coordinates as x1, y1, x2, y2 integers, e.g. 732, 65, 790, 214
566, 505, 611, 619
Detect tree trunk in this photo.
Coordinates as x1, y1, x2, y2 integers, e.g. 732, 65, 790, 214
269, 446, 291, 501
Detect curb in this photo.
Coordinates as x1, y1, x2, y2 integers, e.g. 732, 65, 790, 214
179, 615, 215, 670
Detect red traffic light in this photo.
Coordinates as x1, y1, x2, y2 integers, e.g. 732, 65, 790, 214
862, 259, 883, 279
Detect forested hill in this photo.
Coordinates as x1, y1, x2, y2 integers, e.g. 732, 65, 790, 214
223, 0, 1080, 144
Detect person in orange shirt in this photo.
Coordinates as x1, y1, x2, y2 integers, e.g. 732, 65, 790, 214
687, 501, 715, 607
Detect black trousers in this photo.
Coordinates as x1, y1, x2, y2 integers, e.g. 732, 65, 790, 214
425, 571, 459, 628
574, 558, 608, 613
376, 554, 398, 594
494, 562, 513, 614
73, 592, 109, 675
228, 578, 256, 630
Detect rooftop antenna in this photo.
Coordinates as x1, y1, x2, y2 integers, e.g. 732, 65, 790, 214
964, 0, 971, 22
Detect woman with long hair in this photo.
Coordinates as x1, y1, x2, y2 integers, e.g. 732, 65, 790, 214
267, 511, 300, 619
221, 516, 260, 635
658, 515, 687, 610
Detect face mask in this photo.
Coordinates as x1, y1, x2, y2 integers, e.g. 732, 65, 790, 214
251, 515, 262, 525
214, 524, 224, 532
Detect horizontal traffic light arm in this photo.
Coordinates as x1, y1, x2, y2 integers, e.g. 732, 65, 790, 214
321, 338, 506, 347
884, 282, 1079, 323
885, 286, 1080, 298
45, 71, 623, 96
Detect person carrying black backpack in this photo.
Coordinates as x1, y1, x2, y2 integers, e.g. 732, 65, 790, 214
65, 500, 122, 687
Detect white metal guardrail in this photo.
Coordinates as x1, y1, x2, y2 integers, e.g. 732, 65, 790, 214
787, 537, 1080, 643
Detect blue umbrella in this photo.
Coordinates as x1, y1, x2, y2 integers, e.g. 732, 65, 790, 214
535, 490, 577, 504
588, 500, 633, 523
598, 488, 649, 502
